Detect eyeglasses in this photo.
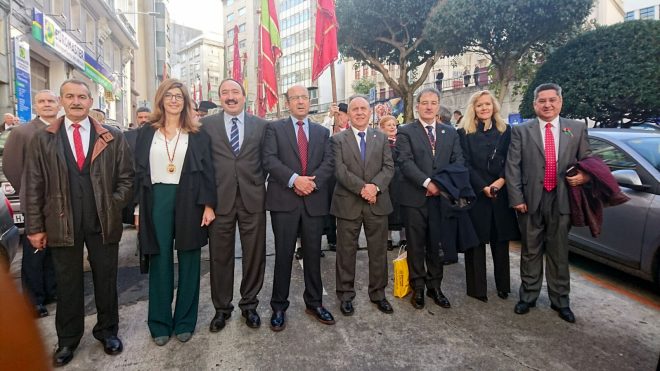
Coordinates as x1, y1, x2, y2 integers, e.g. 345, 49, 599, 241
164, 93, 184, 102
288, 95, 309, 101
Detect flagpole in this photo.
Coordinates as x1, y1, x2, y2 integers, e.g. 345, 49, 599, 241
275, 61, 281, 119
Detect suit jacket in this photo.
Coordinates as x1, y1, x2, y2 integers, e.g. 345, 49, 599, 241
124, 128, 139, 155
330, 127, 394, 219
200, 111, 268, 215
505, 117, 590, 215
2, 118, 47, 208
263, 118, 334, 216
396, 120, 464, 208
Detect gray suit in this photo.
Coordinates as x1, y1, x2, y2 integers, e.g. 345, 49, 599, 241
331, 127, 394, 302
200, 111, 268, 314
505, 117, 590, 307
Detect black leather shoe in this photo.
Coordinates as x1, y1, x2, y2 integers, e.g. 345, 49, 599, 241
551, 304, 576, 323
270, 310, 286, 331
53, 346, 76, 367
427, 288, 451, 308
35, 304, 49, 318
99, 335, 123, 355
339, 300, 354, 316
209, 312, 231, 332
411, 289, 425, 309
294, 247, 303, 260
242, 309, 261, 328
387, 240, 394, 251
306, 306, 336, 325
327, 242, 336, 251
371, 298, 394, 314
497, 291, 509, 299
514, 300, 536, 315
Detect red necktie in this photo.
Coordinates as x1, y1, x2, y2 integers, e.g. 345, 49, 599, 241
544, 122, 556, 191
71, 123, 85, 170
297, 121, 308, 175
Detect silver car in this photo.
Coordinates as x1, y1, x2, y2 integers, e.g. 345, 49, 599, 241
568, 129, 660, 288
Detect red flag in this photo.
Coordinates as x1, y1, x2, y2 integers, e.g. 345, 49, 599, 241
312, 0, 338, 81
198, 78, 203, 102
207, 69, 212, 102
257, 0, 281, 116
192, 83, 196, 104
232, 25, 243, 85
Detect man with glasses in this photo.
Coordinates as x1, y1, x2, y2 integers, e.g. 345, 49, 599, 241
263, 85, 335, 331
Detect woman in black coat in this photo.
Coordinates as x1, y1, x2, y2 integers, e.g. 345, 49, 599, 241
458, 90, 520, 302
134, 79, 216, 345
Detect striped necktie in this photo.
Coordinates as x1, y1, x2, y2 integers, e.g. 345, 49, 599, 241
230, 117, 240, 156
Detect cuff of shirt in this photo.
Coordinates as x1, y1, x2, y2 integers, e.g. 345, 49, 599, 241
288, 173, 299, 188
423, 178, 431, 188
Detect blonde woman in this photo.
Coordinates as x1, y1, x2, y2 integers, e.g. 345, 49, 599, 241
457, 90, 520, 302
134, 79, 216, 345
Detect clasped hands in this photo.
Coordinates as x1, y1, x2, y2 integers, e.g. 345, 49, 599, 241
294, 175, 316, 196
360, 183, 378, 204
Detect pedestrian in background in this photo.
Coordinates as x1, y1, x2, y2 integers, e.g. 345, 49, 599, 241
473, 65, 481, 87
458, 90, 520, 302
463, 68, 471, 88
134, 78, 216, 346
435, 69, 444, 91
378, 115, 405, 251
2, 90, 60, 318
25, 79, 134, 367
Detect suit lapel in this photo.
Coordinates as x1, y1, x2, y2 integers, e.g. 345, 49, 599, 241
284, 118, 302, 162
240, 114, 255, 157
528, 119, 545, 157
414, 121, 434, 160
212, 113, 232, 150
307, 122, 321, 163
557, 118, 573, 167
344, 128, 363, 166
364, 128, 378, 168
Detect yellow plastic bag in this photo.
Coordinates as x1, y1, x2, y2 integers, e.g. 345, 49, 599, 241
392, 248, 411, 298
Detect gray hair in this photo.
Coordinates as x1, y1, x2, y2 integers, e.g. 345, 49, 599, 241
533, 83, 562, 100
136, 106, 151, 114
348, 94, 369, 104
60, 79, 91, 96
416, 87, 441, 103
438, 106, 452, 124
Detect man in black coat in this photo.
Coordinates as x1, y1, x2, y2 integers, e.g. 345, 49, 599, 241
263, 85, 336, 331
396, 87, 464, 310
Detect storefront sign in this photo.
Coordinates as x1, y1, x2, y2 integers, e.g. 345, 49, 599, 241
14, 39, 32, 123
85, 54, 114, 92
42, 15, 85, 70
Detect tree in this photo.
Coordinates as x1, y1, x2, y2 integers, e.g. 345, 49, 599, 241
425, 0, 594, 103
337, 0, 442, 122
351, 77, 376, 95
520, 20, 660, 126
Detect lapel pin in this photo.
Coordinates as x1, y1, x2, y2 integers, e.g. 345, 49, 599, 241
441, 130, 445, 134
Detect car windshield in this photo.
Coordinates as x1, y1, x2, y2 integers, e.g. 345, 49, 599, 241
624, 137, 660, 172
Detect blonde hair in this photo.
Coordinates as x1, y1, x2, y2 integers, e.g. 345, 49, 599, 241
378, 115, 397, 128
150, 78, 199, 133
461, 90, 507, 135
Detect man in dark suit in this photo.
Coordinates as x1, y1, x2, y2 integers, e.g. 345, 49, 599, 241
201, 78, 269, 331
506, 83, 590, 323
2, 90, 60, 318
263, 85, 335, 331
122, 106, 150, 225
396, 87, 464, 310
25, 79, 134, 367
331, 95, 394, 316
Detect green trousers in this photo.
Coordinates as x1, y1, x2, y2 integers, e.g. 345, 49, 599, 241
148, 184, 201, 338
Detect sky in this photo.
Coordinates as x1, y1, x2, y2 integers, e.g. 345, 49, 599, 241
166, 0, 224, 36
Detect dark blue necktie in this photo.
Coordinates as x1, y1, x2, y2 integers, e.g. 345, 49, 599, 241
358, 131, 366, 162
426, 125, 435, 151
230, 117, 240, 156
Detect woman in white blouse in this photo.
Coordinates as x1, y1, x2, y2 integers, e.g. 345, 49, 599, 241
133, 79, 216, 346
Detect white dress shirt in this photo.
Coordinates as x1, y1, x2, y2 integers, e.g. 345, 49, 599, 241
64, 116, 91, 160
538, 116, 560, 161
350, 125, 368, 149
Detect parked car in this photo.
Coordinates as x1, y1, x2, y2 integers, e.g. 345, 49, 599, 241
0, 193, 20, 270
568, 129, 660, 289
0, 127, 23, 232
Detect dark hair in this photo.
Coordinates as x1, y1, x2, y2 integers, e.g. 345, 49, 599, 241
136, 106, 151, 114
453, 110, 462, 116
59, 79, 91, 96
219, 78, 246, 96
533, 83, 562, 100
416, 87, 441, 103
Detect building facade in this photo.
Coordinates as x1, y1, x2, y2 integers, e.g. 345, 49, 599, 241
171, 32, 224, 104
624, 0, 660, 20
3, 0, 141, 127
